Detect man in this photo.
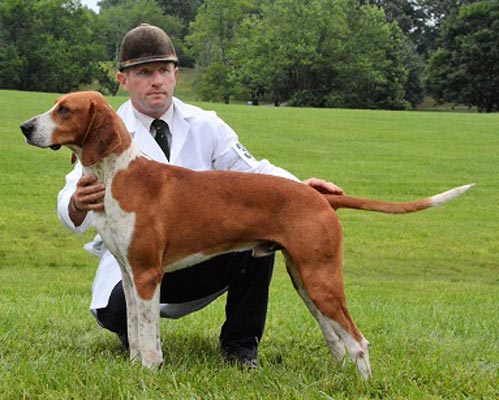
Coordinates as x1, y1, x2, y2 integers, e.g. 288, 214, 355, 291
57, 24, 343, 369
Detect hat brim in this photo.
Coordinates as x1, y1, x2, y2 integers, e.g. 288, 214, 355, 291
119, 55, 178, 71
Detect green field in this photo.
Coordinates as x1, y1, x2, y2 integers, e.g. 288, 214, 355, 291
0, 89, 497, 399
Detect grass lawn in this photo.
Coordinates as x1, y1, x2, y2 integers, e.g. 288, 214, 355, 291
0, 89, 497, 399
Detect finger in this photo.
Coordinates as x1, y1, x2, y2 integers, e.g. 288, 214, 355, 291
78, 189, 106, 205
304, 178, 345, 195
78, 174, 98, 186
73, 187, 105, 212
316, 183, 341, 195
325, 183, 345, 195
77, 183, 106, 196
85, 202, 105, 212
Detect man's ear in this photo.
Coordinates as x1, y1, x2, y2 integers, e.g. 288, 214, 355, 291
81, 100, 122, 167
116, 71, 128, 90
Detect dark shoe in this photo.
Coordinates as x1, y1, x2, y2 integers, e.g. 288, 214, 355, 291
117, 332, 129, 349
221, 345, 258, 370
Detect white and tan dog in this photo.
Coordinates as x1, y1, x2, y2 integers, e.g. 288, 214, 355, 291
20, 91, 472, 379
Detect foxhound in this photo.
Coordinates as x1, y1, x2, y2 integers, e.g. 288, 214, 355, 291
20, 91, 472, 379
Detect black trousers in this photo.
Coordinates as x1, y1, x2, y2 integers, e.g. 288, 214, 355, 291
96, 251, 274, 352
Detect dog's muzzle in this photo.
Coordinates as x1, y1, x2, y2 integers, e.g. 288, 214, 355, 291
20, 118, 61, 150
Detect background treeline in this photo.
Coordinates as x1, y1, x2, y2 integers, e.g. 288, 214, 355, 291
0, 0, 497, 111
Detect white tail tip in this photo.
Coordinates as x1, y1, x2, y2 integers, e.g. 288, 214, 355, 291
430, 183, 474, 207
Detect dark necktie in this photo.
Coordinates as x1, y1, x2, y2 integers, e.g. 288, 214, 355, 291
150, 119, 171, 160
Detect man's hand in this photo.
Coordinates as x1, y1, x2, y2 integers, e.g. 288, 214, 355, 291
69, 174, 105, 225
303, 177, 345, 195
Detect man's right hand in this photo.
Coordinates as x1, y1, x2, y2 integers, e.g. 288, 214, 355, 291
69, 174, 106, 225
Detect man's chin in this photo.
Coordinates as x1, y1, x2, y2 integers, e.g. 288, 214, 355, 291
149, 96, 170, 108
133, 97, 171, 117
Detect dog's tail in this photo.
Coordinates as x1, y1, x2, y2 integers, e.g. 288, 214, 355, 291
324, 184, 474, 214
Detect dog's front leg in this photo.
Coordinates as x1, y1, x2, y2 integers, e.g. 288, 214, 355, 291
136, 284, 163, 369
134, 270, 164, 370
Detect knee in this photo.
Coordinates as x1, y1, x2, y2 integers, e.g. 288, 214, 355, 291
95, 282, 127, 334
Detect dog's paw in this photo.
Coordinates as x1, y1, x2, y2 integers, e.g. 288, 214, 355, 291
141, 352, 164, 371
353, 339, 371, 380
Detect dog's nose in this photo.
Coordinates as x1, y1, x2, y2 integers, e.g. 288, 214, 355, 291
20, 119, 34, 138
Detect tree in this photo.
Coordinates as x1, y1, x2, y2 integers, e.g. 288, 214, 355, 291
400, 37, 425, 107
362, 0, 426, 34
98, 0, 200, 34
187, 0, 262, 103
425, 0, 499, 112
361, 0, 430, 55
421, 0, 479, 24
156, 0, 203, 27
418, 0, 481, 55
361, 1, 482, 57
0, 0, 106, 93
228, 0, 413, 109
97, 0, 123, 9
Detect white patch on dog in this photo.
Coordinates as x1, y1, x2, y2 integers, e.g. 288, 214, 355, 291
430, 184, 474, 207
27, 107, 57, 147
88, 148, 141, 267
164, 242, 261, 273
136, 285, 163, 369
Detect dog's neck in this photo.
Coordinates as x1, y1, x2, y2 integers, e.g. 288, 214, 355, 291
70, 141, 143, 184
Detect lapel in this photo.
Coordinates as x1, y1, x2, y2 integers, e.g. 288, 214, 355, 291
169, 97, 191, 164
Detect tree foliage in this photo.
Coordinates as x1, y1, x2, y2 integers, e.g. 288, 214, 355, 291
361, 1, 481, 56
186, 0, 261, 104
189, 0, 418, 109
425, 0, 499, 112
0, 0, 496, 111
99, 0, 202, 22
0, 0, 105, 93
157, 0, 203, 27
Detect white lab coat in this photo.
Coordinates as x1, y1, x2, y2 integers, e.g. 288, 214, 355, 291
57, 97, 298, 316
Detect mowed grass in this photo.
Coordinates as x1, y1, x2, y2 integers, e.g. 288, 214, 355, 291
0, 89, 497, 399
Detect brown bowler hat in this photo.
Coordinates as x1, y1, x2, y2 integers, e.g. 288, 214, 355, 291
119, 23, 178, 71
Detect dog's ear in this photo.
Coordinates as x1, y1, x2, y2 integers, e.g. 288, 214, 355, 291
81, 99, 122, 167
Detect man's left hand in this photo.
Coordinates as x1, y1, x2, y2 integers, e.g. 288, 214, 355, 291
303, 177, 345, 195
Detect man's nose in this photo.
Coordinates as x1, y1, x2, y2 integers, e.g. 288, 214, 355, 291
151, 71, 164, 86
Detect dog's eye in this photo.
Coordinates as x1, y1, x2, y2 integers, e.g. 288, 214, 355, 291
57, 105, 70, 115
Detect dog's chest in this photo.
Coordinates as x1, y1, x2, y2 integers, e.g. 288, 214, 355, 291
93, 189, 135, 266
88, 154, 138, 267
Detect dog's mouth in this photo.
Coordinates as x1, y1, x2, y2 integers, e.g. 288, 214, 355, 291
49, 144, 61, 151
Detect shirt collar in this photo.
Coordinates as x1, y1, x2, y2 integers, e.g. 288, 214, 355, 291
132, 103, 175, 134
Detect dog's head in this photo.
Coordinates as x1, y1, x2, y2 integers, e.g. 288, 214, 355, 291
20, 91, 124, 166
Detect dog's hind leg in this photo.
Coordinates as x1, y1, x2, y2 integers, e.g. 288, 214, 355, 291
284, 253, 346, 363
282, 214, 371, 379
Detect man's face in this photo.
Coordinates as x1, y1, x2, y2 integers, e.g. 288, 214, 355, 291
117, 62, 178, 118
